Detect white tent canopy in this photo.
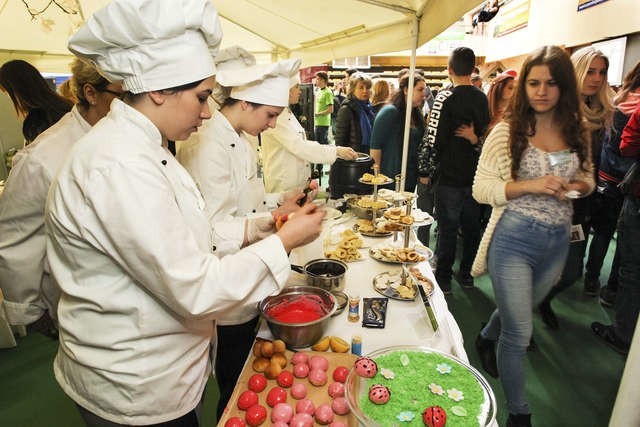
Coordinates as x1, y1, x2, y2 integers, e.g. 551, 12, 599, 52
0, 0, 480, 70
1, 0, 481, 187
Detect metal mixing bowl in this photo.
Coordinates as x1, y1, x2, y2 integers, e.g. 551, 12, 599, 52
258, 286, 337, 349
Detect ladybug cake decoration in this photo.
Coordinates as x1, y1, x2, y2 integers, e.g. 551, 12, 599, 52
368, 384, 391, 405
422, 405, 447, 427
354, 356, 378, 378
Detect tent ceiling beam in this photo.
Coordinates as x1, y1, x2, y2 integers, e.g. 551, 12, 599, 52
355, 0, 415, 15
219, 13, 289, 54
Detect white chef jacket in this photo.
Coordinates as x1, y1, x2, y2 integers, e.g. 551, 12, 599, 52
262, 107, 338, 193
46, 99, 290, 425
178, 108, 281, 325
0, 106, 90, 325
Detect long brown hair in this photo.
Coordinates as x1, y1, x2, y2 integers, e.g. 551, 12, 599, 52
390, 72, 426, 135
614, 61, 640, 105
507, 46, 590, 179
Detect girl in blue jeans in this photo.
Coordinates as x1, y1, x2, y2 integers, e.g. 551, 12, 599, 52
471, 46, 595, 427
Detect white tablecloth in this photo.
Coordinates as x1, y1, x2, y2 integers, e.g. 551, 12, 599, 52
259, 213, 468, 361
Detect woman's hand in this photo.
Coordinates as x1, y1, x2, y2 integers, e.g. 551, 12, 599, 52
276, 203, 325, 252
274, 191, 304, 217
336, 146, 358, 160
454, 123, 478, 145
531, 175, 569, 197
506, 174, 568, 200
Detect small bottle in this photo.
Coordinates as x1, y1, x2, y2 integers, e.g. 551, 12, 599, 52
348, 294, 360, 322
351, 335, 362, 356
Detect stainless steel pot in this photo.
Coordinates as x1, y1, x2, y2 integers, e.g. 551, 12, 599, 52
258, 286, 337, 348
291, 258, 347, 293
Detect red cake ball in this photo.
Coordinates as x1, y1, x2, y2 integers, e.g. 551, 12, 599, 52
245, 404, 267, 426
247, 374, 267, 393
224, 417, 245, 427
237, 390, 259, 410
332, 366, 350, 383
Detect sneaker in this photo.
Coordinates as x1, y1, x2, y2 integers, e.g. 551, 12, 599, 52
599, 286, 617, 308
454, 271, 474, 289
591, 322, 629, 355
583, 278, 601, 297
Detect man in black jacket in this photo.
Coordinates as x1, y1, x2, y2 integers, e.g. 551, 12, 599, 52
417, 47, 489, 293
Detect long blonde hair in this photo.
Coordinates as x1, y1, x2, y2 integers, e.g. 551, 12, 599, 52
571, 46, 614, 130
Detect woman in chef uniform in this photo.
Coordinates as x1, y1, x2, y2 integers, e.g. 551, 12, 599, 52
46, 1, 324, 426
0, 58, 122, 336
261, 76, 358, 194
178, 58, 309, 419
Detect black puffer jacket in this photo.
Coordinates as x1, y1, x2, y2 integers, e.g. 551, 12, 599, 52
334, 96, 370, 153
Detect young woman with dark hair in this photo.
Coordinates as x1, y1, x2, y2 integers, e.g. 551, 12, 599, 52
0, 59, 73, 143
472, 46, 594, 427
370, 72, 427, 192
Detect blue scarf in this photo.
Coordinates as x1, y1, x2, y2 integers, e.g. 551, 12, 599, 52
353, 97, 374, 147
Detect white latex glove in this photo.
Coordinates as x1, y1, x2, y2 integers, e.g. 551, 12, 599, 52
246, 213, 276, 244
336, 146, 358, 160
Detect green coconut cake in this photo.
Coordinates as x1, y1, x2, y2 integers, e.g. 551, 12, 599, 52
358, 351, 488, 426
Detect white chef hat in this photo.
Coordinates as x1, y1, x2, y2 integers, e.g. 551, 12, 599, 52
216, 58, 302, 107
215, 46, 256, 71
68, 0, 223, 94
289, 73, 301, 88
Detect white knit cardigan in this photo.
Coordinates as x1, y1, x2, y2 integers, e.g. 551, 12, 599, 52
470, 122, 595, 277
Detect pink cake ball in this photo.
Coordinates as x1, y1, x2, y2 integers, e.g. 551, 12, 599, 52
291, 352, 308, 365
290, 412, 314, 427
331, 397, 350, 415
308, 368, 328, 386
328, 382, 345, 398
290, 382, 308, 399
271, 403, 294, 424
296, 398, 315, 416
309, 355, 329, 371
314, 404, 334, 425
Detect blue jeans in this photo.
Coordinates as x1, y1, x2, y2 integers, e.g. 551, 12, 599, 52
614, 195, 640, 344
481, 210, 569, 415
434, 184, 482, 282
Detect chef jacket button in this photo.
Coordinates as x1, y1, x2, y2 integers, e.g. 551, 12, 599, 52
212, 245, 216, 252
252, 209, 256, 213
230, 143, 235, 148
263, 201, 266, 205
161, 160, 167, 165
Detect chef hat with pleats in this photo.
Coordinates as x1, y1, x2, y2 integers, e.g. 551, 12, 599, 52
216, 58, 302, 107
68, 0, 223, 94
211, 46, 256, 105
215, 46, 256, 71
289, 73, 301, 88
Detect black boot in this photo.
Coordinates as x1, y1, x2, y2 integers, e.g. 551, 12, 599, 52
538, 298, 559, 329
506, 413, 532, 427
475, 332, 498, 378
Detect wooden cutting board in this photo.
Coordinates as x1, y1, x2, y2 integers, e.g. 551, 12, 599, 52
217, 350, 358, 426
